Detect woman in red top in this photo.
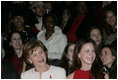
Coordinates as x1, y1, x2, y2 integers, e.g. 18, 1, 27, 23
7, 31, 27, 76
67, 39, 104, 79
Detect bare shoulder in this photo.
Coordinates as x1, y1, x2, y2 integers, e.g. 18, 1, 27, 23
67, 72, 74, 79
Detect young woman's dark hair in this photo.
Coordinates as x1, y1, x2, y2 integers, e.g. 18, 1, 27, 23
70, 38, 104, 79
8, 31, 23, 43
59, 41, 76, 76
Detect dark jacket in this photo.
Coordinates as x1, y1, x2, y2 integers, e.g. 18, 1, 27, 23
1, 60, 20, 79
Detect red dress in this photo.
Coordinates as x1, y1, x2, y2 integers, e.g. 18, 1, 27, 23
73, 69, 93, 79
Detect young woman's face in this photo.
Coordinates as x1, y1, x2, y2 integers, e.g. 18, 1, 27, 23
67, 44, 75, 62
78, 43, 96, 65
100, 47, 115, 67
106, 11, 116, 26
90, 29, 102, 46
28, 47, 47, 67
10, 33, 22, 50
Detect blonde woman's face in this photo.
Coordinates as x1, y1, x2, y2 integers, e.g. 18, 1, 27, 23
28, 47, 47, 68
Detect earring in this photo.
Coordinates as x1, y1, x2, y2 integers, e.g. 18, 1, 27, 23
28, 59, 32, 64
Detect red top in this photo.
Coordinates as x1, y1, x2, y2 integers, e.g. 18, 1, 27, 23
10, 54, 23, 76
67, 14, 86, 42
73, 69, 93, 79
31, 26, 40, 35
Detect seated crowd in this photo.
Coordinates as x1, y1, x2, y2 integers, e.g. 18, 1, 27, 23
1, 1, 117, 79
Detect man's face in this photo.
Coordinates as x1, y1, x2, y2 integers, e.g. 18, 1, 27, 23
33, 5, 45, 17
11, 16, 24, 28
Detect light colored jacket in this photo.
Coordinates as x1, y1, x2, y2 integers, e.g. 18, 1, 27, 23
21, 65, 66, 79
37, 26, 67, 60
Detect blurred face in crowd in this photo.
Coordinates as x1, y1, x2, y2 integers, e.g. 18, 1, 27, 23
45, 2, 52, 12
105, 10, 117, 26
77, 1, 87, 14
33, 5, 45, 17
10, 33, 22, 50
44, 16, 55, 31
100, 47, 115, 68
78, 43, 96, 66
67, 44, 75, 63
90, 29, 102, 46
11, 16, 24, 28
28, 46, 47, 68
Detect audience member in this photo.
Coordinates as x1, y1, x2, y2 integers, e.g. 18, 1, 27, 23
87, 26, 103, 66
94, 1, 117, 24
1, 35, 19, 79
102, 8, 117, 48
52, 1, 66, 27
29, 1, 46, 35
1, 1, 30, 38
63, 1, 97, 41
67, 39, 104, 79
59, 41, 75, 76
87, 26, 104, 54
6, 31, 26, 76
100, 45, 117, 79
10, 5, 36, 43
37, 14, 67, 66
60, 1, 72, 30
21, 40, 66, 79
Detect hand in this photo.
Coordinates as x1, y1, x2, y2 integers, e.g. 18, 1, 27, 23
103, 72, 110, 79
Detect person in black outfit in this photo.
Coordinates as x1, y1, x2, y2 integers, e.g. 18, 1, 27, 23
1, 59, 20, 79
10, 4, 36, 43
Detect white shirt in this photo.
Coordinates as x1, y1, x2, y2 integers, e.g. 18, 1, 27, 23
35, 17, 43, 31
37, 26, 67, 60
21, 65, 66, 79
